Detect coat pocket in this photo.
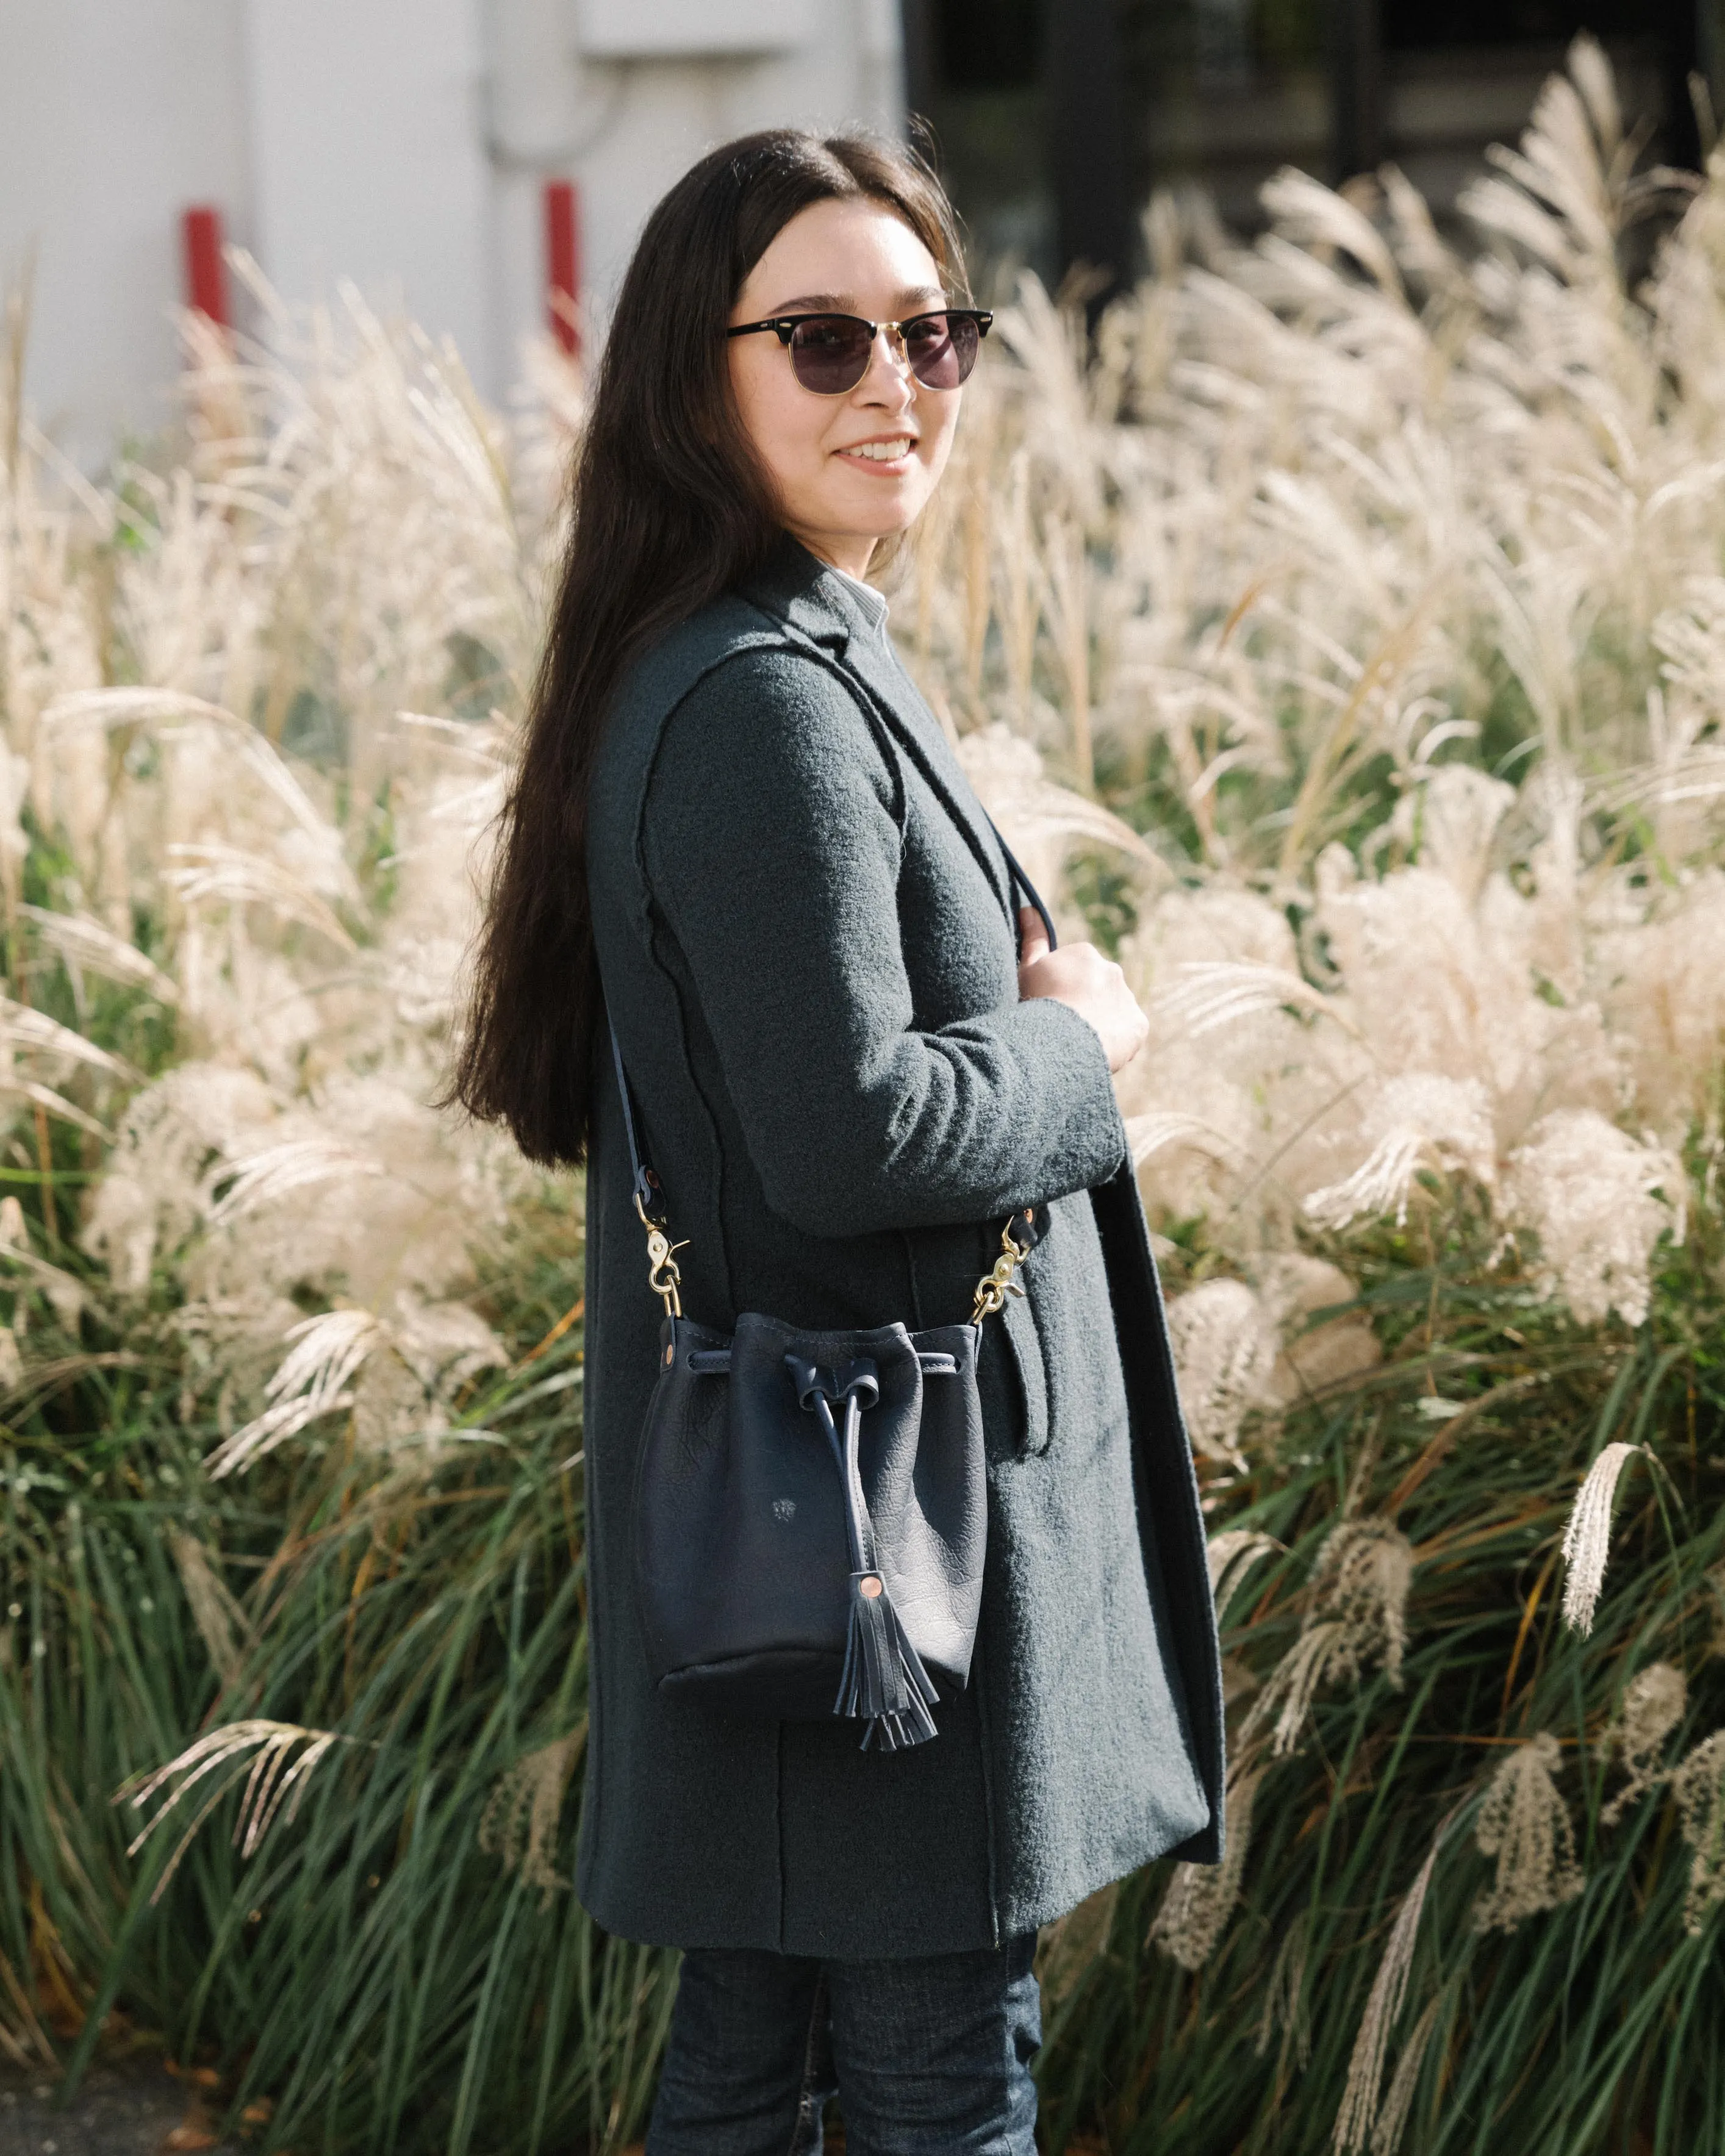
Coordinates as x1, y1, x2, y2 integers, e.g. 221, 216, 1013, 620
1000, 1290, 1050, 1458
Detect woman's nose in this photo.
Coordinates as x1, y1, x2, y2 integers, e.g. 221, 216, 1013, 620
858, 326, 916, 402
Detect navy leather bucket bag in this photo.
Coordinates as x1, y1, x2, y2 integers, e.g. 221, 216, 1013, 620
610, 834, 1056, 1751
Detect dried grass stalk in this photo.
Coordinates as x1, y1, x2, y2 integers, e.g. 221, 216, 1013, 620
478, 1732, 584, 1908
168, 1531, 253, 1690
1472, 1733, 1584, 1933
117, 1719, 350, 1902
1601, 1662, 1687, 1825
1254, 1907, 1312, 2068
1370, 1991, 1445, 2156
1333, 1834, 1441, 2152
1151, 1766, 1263, 1969
1670, 1730, 1725, 1934
1559, 1442, 1643, 1636
1207, 1528, 1282, 1606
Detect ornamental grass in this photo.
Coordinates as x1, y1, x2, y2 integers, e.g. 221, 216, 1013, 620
3, 34, 1724, 2153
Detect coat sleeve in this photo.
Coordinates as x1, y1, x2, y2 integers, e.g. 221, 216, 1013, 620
640, 645, 1128, 1239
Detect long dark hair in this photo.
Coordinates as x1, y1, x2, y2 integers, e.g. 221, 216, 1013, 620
447, 129, 968, 1166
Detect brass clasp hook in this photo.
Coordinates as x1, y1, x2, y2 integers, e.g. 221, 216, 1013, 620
970, 1209, 1035, 1325
636, 1191, 688, 1319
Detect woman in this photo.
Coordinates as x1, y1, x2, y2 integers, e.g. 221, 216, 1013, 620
453, 130, 1223, 2155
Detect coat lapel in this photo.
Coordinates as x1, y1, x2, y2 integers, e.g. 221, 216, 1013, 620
837, 626, 1019, 926
739, 544, 1017, 928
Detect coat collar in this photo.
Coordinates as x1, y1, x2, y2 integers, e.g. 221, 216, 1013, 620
736, 535, 867, 653
739, 539, 1016, 923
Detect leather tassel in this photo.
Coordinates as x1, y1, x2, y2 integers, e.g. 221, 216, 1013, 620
836, 1570, 939, 1752
787, 1363, 941, 1750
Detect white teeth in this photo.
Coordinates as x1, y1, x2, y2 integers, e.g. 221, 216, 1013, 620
847, 439, 913, 461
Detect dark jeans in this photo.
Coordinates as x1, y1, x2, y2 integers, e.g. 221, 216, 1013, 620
645, 1932, 1041, 2156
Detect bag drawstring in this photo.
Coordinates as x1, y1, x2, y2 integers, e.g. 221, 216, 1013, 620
787, 1355, 939, 1751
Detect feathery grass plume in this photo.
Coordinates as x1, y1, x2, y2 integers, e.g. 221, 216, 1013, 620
1601, 1662, 1687, 1825
1164, 1277, 1278, 1467
1247, 1621, 1347, 1759
0, 1200, 88, 1331
0, 995, 142, 1083
1304, 1075, 1495, 1231
1150, 1766, 1264, 1969
1505, 1115, 1684, 1330
1369, 1991, 1445, 2156
1150, 959, 1344, 1040
205, 1308, 378, 1477
1256, 1254, 1382, 1400
1333, 1832, 1443, 2153
1559, 1441, 1643, 1635
207, 1135, 387, 1224
1253, 1908, 1312, 2068
955, 723, 1161, 904
0, 1071, 110, 1143
1124, 1108, 1236, 1169
168, 1531, 253, 1691
21, 904, 181, 1005
118, 1720, 350, 1902
1472, 1733, 1585, 1932
1670, 1731, 1725, 1934
165, 841, 358, 953
1303, 1132, 1429, 1234
478, 1732, 583, 1908
1207, 1528, 1282, 1607
1311, 1520, 1415, 1689
1244, 1520, 1412, 1758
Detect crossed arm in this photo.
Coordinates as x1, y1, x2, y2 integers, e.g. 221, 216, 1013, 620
642, 650, 1139, 1241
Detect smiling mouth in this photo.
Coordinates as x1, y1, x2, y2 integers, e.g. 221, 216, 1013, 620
838, 437, 916, 463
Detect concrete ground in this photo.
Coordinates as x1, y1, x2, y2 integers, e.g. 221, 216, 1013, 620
0, 2060, 235, 2156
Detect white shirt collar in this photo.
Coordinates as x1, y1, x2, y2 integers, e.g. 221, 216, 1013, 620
831, 565, 891, 633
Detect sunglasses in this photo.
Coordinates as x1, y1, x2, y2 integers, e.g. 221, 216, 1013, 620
725, 309, 993, 395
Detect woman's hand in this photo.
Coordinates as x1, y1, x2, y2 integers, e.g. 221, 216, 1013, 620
1017, 908, 1149, 1075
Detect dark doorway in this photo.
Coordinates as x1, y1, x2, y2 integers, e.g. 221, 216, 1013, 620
904, 0, 1714, 292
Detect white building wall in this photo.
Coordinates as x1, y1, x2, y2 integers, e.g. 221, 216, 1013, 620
461, 0, 906, 392
0, 0, 904, 459
244, 0, 498, 389
0, 0, 252, 464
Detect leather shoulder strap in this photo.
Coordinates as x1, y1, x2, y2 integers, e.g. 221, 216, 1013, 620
993, 825, 1056, 952
608, 1015, 669, 1228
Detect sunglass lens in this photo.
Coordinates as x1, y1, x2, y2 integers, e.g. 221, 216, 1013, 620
787, 316, 874, 393
903, 313, 979, 390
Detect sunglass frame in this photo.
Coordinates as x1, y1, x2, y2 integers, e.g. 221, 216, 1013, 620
724, 309, 994, 393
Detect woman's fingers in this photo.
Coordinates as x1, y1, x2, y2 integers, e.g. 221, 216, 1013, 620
1017, 928, 1148, 1073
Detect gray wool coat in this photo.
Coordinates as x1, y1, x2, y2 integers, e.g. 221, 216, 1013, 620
578, 540, 1224, 1959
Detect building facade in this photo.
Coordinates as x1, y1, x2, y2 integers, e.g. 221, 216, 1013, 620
1, 0, 904, 460
7, 0, 1714, 462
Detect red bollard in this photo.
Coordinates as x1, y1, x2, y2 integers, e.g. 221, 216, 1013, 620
543, 180, 580, 355
182, 206, 230, 328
